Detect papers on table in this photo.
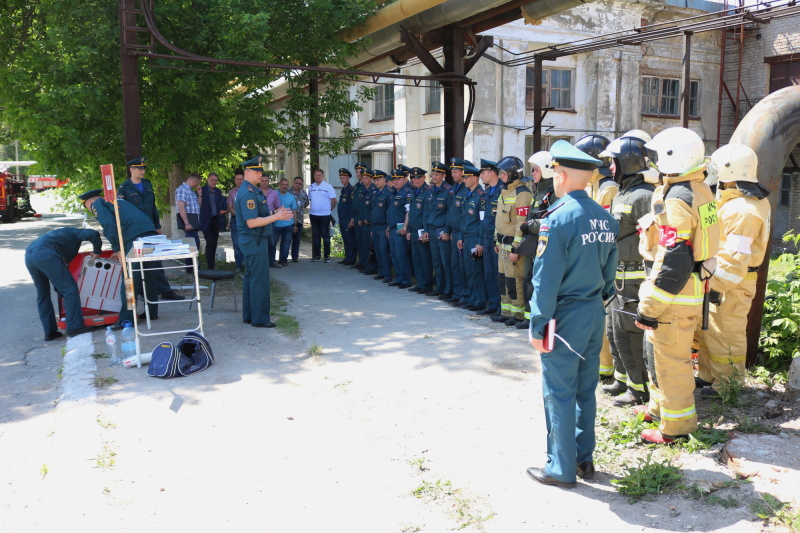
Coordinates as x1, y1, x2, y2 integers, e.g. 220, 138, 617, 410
133, 236, 192, 256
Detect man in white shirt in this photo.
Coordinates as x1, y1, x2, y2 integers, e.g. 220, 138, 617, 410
307, 168, 337, 262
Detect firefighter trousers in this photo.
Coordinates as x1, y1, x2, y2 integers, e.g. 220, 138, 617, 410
644, 305, 700, 436
497, 250, 525, 319
697, 278, 755, 389
608, 281, 648, 394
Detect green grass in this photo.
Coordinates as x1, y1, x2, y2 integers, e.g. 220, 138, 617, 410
308, 343, 323, 356
735, 415, 778, 435
751, 493, 800, 530
92, 376, 118, 388
270, 278, 300, 338
611, 452, 683, 501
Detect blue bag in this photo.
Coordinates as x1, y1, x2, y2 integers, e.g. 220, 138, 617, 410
147, 331, 214, 378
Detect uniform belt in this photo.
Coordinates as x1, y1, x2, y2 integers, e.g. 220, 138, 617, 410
496, 233, 514, 245
747, 266, 759, 272
618, 260, 643, 271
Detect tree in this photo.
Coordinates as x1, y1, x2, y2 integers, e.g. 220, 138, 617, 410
0, 0, 375, 220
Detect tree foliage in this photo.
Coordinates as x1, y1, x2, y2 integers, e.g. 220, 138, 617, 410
0, 0, 375, 194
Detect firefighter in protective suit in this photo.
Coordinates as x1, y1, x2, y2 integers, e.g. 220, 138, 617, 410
696, 144, 770, 396
634, 127, 720, 444
519, 151, 557, 329
576, 134, 618, 383
494, 156, 533, 326
601, 136, 655, 406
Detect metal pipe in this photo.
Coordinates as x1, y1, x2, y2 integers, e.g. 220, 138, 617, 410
338, 0, 451, 43
728, 85, 800, 366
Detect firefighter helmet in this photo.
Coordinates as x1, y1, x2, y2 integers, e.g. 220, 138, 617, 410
574, 134, 612, 176
497, 156, 525, 183
527, 151, 555, 180
600, 136, 649, 177
622, 129, 652, 143
644, 127, 707, 176
710, 144, 759, 184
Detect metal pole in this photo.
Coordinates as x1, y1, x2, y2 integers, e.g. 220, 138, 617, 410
14, 140, 19, 177
120, 0, 143, 161
309, 76, 320, 177
533, 58, 543, 152
443, 29, 466, 164
680, 32, 692, 128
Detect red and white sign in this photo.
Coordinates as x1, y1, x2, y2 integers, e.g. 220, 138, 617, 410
100, 164, 116, 202
516, 206, 530, 217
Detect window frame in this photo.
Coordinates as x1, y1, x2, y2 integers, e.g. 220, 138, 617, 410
373, 83, 395, 121
525, 67, 575, 111
641, 75, 701, 118
429, 137, 442, 167
426, 83, 442, 114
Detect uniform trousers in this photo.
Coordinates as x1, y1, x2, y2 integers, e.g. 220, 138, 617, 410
607, 280, 647, 394
644, 304, 701, 436
119, 236, 159, 324
356, 223, 372, 270
540, 299, 603, 483
240, 233, 271, 324
340, 220, 357, 263
462, 238, 486, 307
410, 231, 433, 290
482, 237, 500, 311
371, 225, 392, 280
25, 246, 85, 334
230, 216, 244, 268
497, 251, 525, 319
390, 230, 411, 285
430, 236, 451, 295
697, 278, 756, 389
450, 238, 467, 302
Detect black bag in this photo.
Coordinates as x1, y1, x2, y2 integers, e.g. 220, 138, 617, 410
176, 212, 199, 230
147, 331, 214, 378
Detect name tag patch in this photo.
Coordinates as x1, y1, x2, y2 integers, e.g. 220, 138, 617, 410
698, 201, 718, 229
658, 225, 678, 247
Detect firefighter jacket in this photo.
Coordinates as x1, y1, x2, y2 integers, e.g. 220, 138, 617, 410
709, 181, 771, 294
524, 178, 555, 237
610, 175, 655, 281
496, 181, 533, 252
369, 185, 392, 226
638, 170, 720, 320
587, 174, 619, 211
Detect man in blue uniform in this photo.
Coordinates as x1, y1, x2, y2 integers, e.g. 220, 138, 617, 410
337, 168, 357, 265
457, 164, 487, 311
526, 141, 619, 488
358, 168, 378, 275
26, 228, 102, 340
236, 156, 293, 328
479, 159, 504, 315
387, 168, 413, 288
423, 162, 452, 298
369, 170, 393, 282
407, 168, 433, 293
81, 189, 161, 329
446, 158, 471, 306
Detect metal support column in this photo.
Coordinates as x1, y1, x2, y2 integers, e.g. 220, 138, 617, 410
680, 32, 692, 128
120, 0, 143, 162
309, 76, 320, 175
533, 57, 543, 152
443, 29, 466, 163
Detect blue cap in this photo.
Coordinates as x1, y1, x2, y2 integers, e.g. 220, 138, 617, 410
241, 156, 264, 171
410, 167, 427, 177
550, 140, 603, 171
361, 167, 373, 178
78, 189, 103, 201
463, 164, 480, 177
355, 161, 367, 171
398, 164, 412, 174
126, 157, 146, 168
431, 161, 447, 173
391, 168, 405, 179
449, 157, 474, 169
372, 170, 388, 180
480, 159, 499, 172
338, 168, 352, 177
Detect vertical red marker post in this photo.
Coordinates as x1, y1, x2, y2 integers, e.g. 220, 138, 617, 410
100, 165, 135, 310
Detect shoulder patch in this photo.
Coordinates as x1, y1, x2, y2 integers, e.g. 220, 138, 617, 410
536, 236, 549, 258
665, 181, 694, 207
247, 199, 255, 209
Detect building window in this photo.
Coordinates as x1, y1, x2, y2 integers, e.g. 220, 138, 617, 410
525, 67, 575, 111
780, 173, 792, 207
374, 83, 395, 120
642, 76, 700, 117
426, 84, 441, 113
523, 135, 573, 174
429, 138, 442, 167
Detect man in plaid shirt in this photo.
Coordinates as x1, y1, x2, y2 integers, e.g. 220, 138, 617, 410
175, 172, 202, 271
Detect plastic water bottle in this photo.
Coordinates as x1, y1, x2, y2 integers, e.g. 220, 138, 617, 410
105, 326, 121, 365
121, 321, 137, 360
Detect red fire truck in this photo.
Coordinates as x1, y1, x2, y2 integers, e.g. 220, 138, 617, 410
0, 171, 37, 222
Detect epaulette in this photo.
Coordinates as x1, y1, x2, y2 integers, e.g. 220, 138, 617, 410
442, 182, 452, 190
476, 188, 485, 195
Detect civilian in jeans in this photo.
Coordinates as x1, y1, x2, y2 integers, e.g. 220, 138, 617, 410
307, 168, 337, 262
260, 174, 282, 268
227, 171, 245, 271
290, 176, 308, 262
199, 172, 227, 269
176, 172, 202, 272
274, 178, 298, 266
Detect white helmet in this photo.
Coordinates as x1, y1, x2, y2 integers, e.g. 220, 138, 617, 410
622, 129, 652, 143
644, 127, 707, 176
710, 143, 759, 184
528, 151, 555, 180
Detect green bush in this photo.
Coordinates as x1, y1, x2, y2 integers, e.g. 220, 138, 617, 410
760, 232, 800, 372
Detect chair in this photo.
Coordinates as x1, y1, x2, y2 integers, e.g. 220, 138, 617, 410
196, 269, 237, 314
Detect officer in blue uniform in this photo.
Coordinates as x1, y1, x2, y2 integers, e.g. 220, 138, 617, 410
236, 156, 293, 328
526, 141, 619, 488
424, 162, 452, 298
26, 228, 102, 340
369, 170, 393, 282
479, 159, 504, 315
337, 168, 357, 265
387, 168, 413, 288
80, 189, 160, 329
408, 168, 433, 293
359, 169, 379, 275
457, 164, 487, 310
446, 157, 471, 306
352, 162, 368, 270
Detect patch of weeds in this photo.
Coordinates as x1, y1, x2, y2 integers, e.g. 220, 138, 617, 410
276, 315, 300, 338
717, 365, 744, 407
423, 334, 432, 339
412, 479, 495, 531
60, 346, 66, 357
102, 487, 111, 496
40, 464, 48, 479
611, 452, 683, 501
397, 524, 422, 533
56, 365, 63, 380
334, 380, 352, 388
734, 415, 778, 435
92, 376, 119, 388
270, 278, 300, 338
95, 445, 116, 469
92, 352, 109, 359
751, 493, 800, 530
750, 366, 787, 390
407, 457, 429, 472
96, 417, 117, 429
680, 419, 729, 453
413, 479, 453, 500
308, 343, 323, 357
681, 483, 740, 508
607, 412, 658, 447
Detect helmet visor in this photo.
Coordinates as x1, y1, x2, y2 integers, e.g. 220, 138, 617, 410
645, 147, 659, 170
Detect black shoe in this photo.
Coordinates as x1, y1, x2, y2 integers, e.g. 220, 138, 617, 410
388, 281, 401, 287
338, 260, 347, 264
44, 331, 63, 342
612, 390, 649, 407
270, 262, 282, 269
280, 260, 289, 266
505, 318, 520, 327
430, 291, 443, 297
137, 313, 159, 321
243, 319, 252, 324
459, 302, 472, 309
477, 307, 498, 316
695, 376, 713, 389
252, 322, 277, 328
67, 326, 94, 337
438, 294, 451, 301
160, 291, 185, 301
466, 305, 485, 312
409, 287, 423, 293
602, 380, 627, 396
292, 258, 299, 263
311, 257, 320, 262
324, 258, 332, 263
515, 319, 530, 330
576, 461, 595, 480
526, 467, 576, 489
382, 279, 391, 284
373, 275, 384, 280
700, 387, 720, 399
398, 283, 412, 289
491, 314, 508, 323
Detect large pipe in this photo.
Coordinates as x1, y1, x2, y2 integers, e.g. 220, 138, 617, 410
339, 0, 451, 43
728, 85, 800, 365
